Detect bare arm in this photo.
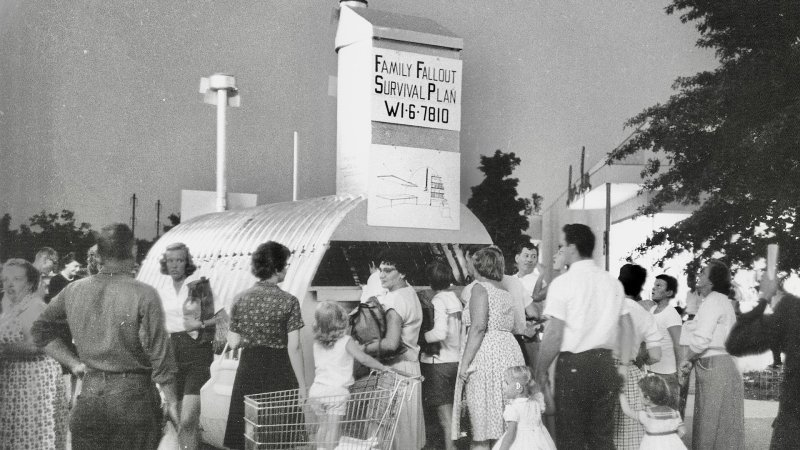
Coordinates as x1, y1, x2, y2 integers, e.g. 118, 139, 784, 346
346, 338, 390, 372
667, 325, 682, 371
287, 330, 307, 394
617, 314, 635, 379
524, 301, 545, 321
534, 317, 563, 384
458, 284, 489, 379
364, 310, 402, 355
424, 298, 449, 343
43, 339, 84, 376
647, 346, 662, 365
496, 421, 518, 450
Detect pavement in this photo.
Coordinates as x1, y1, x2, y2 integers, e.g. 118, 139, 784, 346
169, 351, 781, 450
683, 394, 778, 449
681, 351, 780, 450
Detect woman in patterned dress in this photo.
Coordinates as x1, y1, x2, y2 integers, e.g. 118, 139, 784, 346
0, 259, 67, 450
223, 241, 306, 450
458, 247, 525, 450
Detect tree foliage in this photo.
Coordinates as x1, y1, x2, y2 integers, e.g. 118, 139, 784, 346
607, 1, 800, 272
467, 150, 532, 272
0, 210, 96, 264
163, 213, 181, 234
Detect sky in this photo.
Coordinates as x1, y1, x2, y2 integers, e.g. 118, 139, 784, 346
0, 0, 717, 240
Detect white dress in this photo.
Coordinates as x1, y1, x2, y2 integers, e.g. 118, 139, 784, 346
491, 395, 555, 450
637, 407, 687, 450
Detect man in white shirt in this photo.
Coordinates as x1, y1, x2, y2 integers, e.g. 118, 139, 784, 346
649, 274, 683, 408
515, 242, 543, 298
513, 242, 547, 367
534, 224, 634, 450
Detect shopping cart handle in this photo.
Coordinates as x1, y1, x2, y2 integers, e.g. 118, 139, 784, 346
389, 369, 424, 381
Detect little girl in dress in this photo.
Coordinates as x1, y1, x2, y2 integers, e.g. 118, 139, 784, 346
619, 374, 687, 450
308, 302, 391, 450
492, 366, 556, 450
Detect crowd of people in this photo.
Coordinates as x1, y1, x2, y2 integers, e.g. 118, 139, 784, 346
0, 220, 796, 449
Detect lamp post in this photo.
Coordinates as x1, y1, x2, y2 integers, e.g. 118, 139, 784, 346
199, 74, 240, 212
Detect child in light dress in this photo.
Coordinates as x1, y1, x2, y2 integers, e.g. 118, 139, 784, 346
308, 302, 392, 450
492, 366, 556, 450
619, 374, 688, 450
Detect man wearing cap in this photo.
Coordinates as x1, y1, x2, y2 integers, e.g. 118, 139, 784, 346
32, 223, 178, 449
534, 223, 634, 449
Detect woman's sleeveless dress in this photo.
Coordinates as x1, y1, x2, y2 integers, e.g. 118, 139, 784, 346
462, 281, 525, 441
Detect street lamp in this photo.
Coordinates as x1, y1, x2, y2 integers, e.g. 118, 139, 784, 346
199, 74, 240, 212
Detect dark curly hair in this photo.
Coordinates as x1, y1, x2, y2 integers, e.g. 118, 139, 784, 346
655, 274, 678, 298
251, 241, 291, 280
426, 259, 453, 291
377, 249, 413, 279
705, 259, 732, 295
159, 242, 198, 276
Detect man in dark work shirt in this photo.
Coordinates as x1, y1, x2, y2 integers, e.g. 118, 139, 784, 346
32, 223, 178, 449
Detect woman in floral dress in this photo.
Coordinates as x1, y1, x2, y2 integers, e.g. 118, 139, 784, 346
458, 247, 525, 450
223, 242, 306, 450
0, 258, 67, 450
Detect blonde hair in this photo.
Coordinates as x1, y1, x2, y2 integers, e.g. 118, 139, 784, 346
505, 365, 538, 398
312, 302, 349, 348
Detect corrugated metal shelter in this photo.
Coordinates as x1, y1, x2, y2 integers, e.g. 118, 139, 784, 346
137, 194, 491, 383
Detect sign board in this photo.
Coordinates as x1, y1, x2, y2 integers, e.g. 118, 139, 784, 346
180, 190, 258, 222
367, 144, 460, 230
371, 49, 462, 131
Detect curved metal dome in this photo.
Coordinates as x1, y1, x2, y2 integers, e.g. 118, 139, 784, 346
137, 194, 491, 306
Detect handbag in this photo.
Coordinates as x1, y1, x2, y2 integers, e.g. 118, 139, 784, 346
200, 344, 240, 448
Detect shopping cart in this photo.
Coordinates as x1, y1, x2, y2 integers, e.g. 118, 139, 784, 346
243, 370, 421, 449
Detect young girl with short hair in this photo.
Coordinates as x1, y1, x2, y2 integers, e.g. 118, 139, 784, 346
492, 365, 556, 450
309, 302, 392, 450
619, 374, 687, 449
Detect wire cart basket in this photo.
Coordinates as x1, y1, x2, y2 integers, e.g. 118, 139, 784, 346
243, 370, 421, 449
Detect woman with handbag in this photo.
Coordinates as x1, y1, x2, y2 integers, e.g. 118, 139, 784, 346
362, 249, 425, 450
157, 242, 227, 450
223, 241, 307, 450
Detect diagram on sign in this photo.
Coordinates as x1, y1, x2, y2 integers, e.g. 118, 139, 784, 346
368, 144, 460, 230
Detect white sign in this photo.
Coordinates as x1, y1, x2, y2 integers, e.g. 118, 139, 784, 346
372, 49, 462, 131
368, 144, 460, 230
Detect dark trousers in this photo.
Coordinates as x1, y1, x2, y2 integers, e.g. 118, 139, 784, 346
70, 371, 161, 450
555, 349, 620, 450
223, 346, 299, 450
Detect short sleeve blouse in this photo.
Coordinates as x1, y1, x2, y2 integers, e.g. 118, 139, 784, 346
229, 280, 304, 348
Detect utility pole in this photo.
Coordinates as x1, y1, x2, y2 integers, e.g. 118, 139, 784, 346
199, 74, 240, 212
155, 200, 161, 239
130, 193, 137, 238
